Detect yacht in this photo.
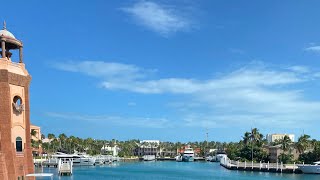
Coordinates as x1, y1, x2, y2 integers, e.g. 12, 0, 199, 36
298, 161, 320, 174
216, 154, 228, 163
182, 148, 195, 162
47, 152, 96, 166
143, 155, 156, 161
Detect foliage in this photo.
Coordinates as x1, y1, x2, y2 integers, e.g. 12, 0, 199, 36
38, 131, 320, 162
278, 153, 294, 164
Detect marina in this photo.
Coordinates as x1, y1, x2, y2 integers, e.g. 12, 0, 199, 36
1, 1, 320, 180
34, 161, 320, 180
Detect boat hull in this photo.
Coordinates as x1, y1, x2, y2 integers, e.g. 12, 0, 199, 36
298, 165, 320, 174
182, 156, 194, 162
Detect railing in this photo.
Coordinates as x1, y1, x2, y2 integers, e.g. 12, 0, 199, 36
220, 157, 300, 173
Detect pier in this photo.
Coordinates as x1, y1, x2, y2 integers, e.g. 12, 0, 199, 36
58, 159, 73, 176
220, 157, 303, 174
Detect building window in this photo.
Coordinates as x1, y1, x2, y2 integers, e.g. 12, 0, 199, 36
16, 137, 22, 152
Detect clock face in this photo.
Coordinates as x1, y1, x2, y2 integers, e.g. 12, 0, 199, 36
12, 96, 24, 113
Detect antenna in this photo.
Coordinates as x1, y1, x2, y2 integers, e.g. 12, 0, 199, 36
3, 20, 6, 30
206, 128, 208, 142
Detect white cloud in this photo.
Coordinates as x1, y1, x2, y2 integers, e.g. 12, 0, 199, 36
53, 61, 150, 81
121, 1, 192, 36
305, 46, 320, 53
45, 112, 170, 129
288, 66, 309, 73
53, 60, 320, 129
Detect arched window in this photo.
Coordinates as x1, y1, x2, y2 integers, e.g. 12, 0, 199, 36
16, 137, 22, 152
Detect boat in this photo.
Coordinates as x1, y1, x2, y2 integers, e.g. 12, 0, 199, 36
212, 150, 228, 162
182, 148, 195, 162
175, 155, 182, 162
143, 155, 156, 161
205, 156, 213, 162
298, 161, 320, 174
45, 152, 96, 166
215, 154, 227, 163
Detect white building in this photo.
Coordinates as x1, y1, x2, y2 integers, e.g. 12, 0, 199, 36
266, 134, 295, 143
140, 140, 160, 145
134, 140, 160, 156
101, 145, 120, 156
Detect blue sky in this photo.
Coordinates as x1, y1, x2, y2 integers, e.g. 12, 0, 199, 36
3, 0, 320, 142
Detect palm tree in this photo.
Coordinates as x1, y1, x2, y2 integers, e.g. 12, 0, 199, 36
279, 135, 293, 163
296, 134, 310, 154
47, 133, 56, 140
249, 128, 262, 161
242, 132, 251, 145
31, 129, 37, 137
58, 133, 67, 150
280, 135, 292, 152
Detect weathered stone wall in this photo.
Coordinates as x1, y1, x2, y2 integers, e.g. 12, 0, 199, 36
0, 69, 34, 179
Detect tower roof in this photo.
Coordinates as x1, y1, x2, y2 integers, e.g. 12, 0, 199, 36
0, 21, 16, 39
0, 21, 22, 49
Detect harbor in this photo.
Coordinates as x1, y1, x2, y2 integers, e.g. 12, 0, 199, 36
1, 1, 320, 179
33, 161, 320, 180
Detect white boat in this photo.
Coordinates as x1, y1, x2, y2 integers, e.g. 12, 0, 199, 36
143, 155, 156, 161
182, 148, 195, 162
216, 154, 227, 162
46, 152, 96, 166
175, 155, 182, 162
205, 156, 213, 162
298, 161, 320, 174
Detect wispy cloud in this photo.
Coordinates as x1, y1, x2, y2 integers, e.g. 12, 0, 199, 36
304, 46, 320, 53
287, 66, 310, 73
121, 1, 193, 36
53, 60, 320, 129
45, 112, 170, 129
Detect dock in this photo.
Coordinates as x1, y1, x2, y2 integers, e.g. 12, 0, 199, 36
220, 157, 302, 174
156, 157, 205, 161
34, 158, 58, 167
58, 159, 73, 176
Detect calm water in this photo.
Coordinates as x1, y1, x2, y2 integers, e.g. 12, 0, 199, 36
35, 161, 319, 180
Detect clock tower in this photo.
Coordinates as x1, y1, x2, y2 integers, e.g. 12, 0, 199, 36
0, 22, 34, 179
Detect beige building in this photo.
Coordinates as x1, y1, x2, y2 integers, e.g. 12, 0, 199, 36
266, 134, 295, 143
265, 145, 300, 163
30, 124, 42, 156
0, 22, 34, 179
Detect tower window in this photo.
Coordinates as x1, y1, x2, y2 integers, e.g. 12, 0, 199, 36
12, 96, 24, 113
16, 137, 22, 152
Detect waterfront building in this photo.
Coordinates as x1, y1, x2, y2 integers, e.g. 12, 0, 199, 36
134, 140, 160, 156
264, 144, 300, 163
0, 22, 34, 179
266, 133, 295, 143
30, 124, 43, 156
101, 144, 120, 156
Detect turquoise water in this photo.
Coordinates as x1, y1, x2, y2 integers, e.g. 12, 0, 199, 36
35, 161, 319, 180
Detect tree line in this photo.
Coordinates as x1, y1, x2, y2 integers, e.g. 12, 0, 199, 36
31, 129, 320, 163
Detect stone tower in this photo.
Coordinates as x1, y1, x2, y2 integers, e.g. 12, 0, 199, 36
0, 22, 34, 179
